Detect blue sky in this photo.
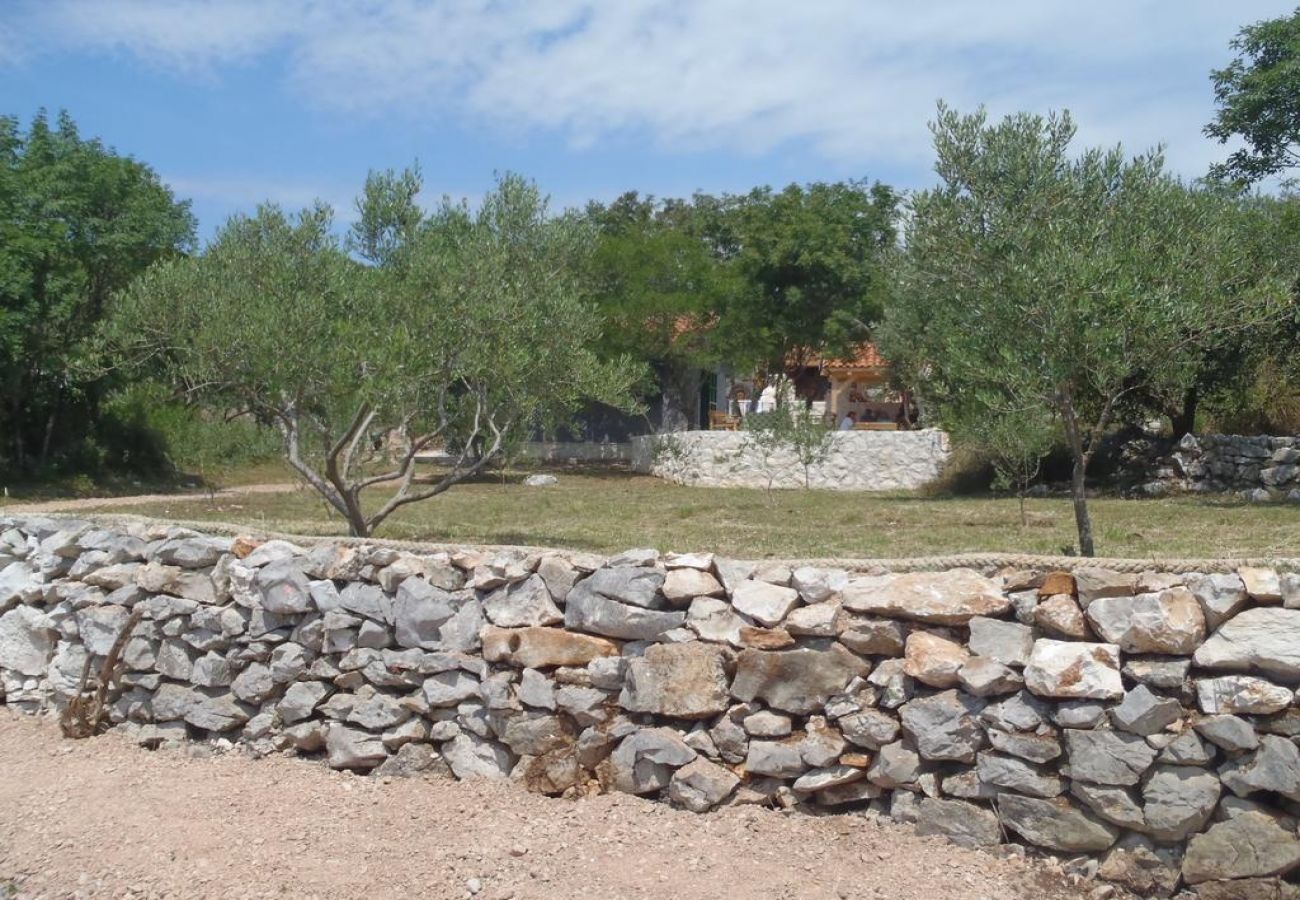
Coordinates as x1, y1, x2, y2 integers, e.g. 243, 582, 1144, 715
2, 1, 1291, 239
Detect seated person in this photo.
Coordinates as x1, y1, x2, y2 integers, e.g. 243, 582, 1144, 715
838, 411, 857, 431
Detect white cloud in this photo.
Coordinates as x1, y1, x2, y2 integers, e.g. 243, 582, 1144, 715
163, 174, 359, 222
13, 0, 1294, 181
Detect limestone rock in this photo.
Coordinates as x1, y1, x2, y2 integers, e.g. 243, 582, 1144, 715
1064, 728, 1158, 786
1142, 765, 1220, 843
0, 606, 56, 676
1085, 588, 1205, 654
1097, 834, 1182, 898
1074, 568, 1136, 604
1241, 567, 1283, 602
730, 644, 867, 714
564, 583, 684, 640
76, 605, 133, 655
1035, 594, 1091, 639
326, 724, 389, 770
1194, 608, 1300, 679
743, 710, 792, 737
839, 709, 901, 749
737, 625, 794, 650
903, 631, 969, 688
866, 740, 922, 788
1024, 639, 1123, 700
1071, 781, 1147, 830
958, 657, 1023, 697
1182, 813, 1300, 884
668, 757, 739, 811
605, 727, 696, 794
834, 613, 907, 656
976, 751, 1063, 798
840, 569, 1009, 624
1189, 573, 1249, 629
685, 597, 747, 646
1194, 715, 1259, 753
442, 733, 514, 780
967, 617, 1034, 667
987, 728, 1061, 763
338, 582, 392, 624
997, 795, 1119, 852
482, 626, 618, 669
914, 798, 1001, 847
1197, 675, 1293, 715
730, 580, 800, 627
791, 566, 849, 603
481, 575, 563, 628
784, 602, 839, 637
581, 566, 666, 609
1111, 685, 1183, 736
661, 568, 724, 605
619, 642, 729, 720
1160, 730, 1215, 766
1123, 657, 1191, 690
1220, 735, 1300, 801
899, 690, 985, 763
536, 555, 578, 604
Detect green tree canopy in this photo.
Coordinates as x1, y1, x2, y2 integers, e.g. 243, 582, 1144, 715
108, 172, 638, 536
1207, 7, 1300, 185
0, 109, 195, 475
882, 104, 1284, 556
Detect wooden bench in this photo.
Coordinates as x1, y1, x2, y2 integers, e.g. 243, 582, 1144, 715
709, 411, 741, 431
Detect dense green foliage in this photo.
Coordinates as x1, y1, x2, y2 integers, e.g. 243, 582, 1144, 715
1207, 7, 1300, 185
881, 104, 1285, 555
108, 172, 639, 536
0, 110, 195, 478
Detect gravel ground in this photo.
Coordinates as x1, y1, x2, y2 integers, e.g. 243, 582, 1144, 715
0, 711, 1088, 900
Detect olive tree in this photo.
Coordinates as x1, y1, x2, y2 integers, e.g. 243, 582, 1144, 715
884, 105, 1283, 556
108, 172, 638, 537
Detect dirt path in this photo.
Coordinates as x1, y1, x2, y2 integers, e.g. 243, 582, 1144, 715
1, 483, 299, 515
0, 712, 1087, 900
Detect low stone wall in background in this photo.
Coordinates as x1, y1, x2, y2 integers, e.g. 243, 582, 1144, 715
517, 441, 633, 464
630, 429, 951, 491
1146, 434, 1300, 502
4, 515, 1300, 896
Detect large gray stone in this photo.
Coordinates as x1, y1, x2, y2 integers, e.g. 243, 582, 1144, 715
1142, 765, 1220, 843
967, 617, 1034, 667
619, 642, 730, 720
1197, 675, 1293, 715
840, 569, 1010, 624
1220, 735, 1300, 801
839, 709, 901, 750
0, 606, 56, 676
1070, 782, 1147, 830
75, 605, 133, 656
1188, 573, 1248, 629
1110, 685, 1183, 736
668, 757, 740, 811
279, 681, 331, 723
564, 583, 685, 640
914, 798, 1002, 848
1194, 608, 1300, 679
980, 691, 1049, 733
1085, 588, 1205, 654
661, 568, 724, 605
1182, 812, 1300, 884
392, 578, 455, 648
976, 751, 1063, 798
605, 727, 696, 793
996, 795, 1120, 853
866, 740, 922, 788
745, 739, 806, 778
729, 644, 867, 714
326, 724, 390, 770
481, 575, 563, 628
581, 566, 667, 609
730, 580, 801, 627
987, 728, 1061, 763
1063, 728, 1158, 786
442, 733, 514, 780
834, 613, 907, 656
338, 582, 392, 624
1194, 714, 1259, 752
256, 560, 313, 614
685, 597, 747, 646
1024, 639, 1123, 700
899, 690, 985, 763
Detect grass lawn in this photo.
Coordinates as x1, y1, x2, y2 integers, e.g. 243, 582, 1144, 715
68, 465, 1300, 560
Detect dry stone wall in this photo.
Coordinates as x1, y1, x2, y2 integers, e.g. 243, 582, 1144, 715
1146, 434, 1300, 501
630, 429, 950, 491
4, 514, 1300, 896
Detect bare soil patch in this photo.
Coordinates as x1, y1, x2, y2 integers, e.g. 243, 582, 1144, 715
0, 711, 1086, 900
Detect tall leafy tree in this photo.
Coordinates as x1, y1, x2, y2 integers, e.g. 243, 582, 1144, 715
710, 180, 899, 379
1207, 7, 1300, 185
585, 192, 737, 430
883, 104, 1283, 556
0, 110, 195, 474
108, 172, 638, 537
